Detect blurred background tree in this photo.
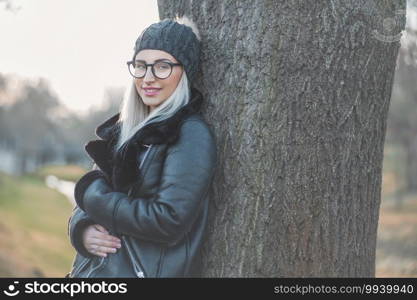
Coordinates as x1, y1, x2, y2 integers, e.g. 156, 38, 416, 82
387, 24, 417, 197
0, 75, 121, 175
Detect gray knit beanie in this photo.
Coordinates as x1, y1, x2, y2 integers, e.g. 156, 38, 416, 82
134, 18, 201, 82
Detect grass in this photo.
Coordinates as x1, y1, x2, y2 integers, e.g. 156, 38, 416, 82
0, 170, 77, 277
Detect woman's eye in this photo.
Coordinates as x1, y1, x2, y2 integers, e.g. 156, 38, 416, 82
135, 64, 146, 70
157, 63, 170, 70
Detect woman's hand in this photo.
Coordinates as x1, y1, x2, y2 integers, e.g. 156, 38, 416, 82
82, 224, 122, 257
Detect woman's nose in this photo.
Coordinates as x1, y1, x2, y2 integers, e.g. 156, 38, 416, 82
143, 66, 155, 82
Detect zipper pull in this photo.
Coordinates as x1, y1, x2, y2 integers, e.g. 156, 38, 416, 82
136, 271, 145, 278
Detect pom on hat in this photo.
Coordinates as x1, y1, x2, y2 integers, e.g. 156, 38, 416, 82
174, 15, 201, 41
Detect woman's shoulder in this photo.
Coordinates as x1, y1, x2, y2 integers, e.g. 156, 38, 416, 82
174, 113, 217, 162
182, 112, 205, 123
180, 113, 214, 136
173, 113, 216, 149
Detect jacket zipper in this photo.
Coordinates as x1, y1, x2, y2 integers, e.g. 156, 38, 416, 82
122, 235, 147, 278
71, 256, 90, 277
140, 144, 153, 169
184, 232, 190, 277
113, 144, 154, 233
156, 247, 166, 278
108, 144, 152, 278
86, 256, 106, 277
148, 147, 164, 276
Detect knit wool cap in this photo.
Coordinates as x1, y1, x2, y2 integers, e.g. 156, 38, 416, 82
134, 19, 201, 82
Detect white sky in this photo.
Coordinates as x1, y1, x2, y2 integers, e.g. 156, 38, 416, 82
1, 1, 415, 115
0, 0, 159, 113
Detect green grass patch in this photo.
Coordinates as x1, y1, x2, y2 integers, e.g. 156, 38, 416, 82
0, 170, 77, 277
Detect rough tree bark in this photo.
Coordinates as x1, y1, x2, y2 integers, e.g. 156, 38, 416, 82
157, 0, 406, 277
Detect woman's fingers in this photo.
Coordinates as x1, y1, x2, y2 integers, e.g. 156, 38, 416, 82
89, 248, 107, 257
90, 237, 121, 249
87, 244, 118, 256
95, 231, 122, 245
92, 225, 121, 244
82, 224, 122, 257
93, 224, 108, 234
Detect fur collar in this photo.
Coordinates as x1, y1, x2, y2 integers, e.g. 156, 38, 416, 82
84, 87, 204, 191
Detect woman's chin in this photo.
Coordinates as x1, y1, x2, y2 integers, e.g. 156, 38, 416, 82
142, 95, 166, 105
142, 97, 159, 104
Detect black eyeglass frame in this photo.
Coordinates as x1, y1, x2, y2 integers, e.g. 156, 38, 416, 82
126, 60, 182, 79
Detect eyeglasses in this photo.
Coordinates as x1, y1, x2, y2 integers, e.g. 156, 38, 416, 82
127, 60, 182, 79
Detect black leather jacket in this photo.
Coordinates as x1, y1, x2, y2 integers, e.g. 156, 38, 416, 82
67, 109, 217, 277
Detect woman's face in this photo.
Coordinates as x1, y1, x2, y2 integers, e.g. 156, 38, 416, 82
134, 49, 183, 113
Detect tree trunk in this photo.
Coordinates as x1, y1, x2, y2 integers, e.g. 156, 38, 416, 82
157, 0, 406, 277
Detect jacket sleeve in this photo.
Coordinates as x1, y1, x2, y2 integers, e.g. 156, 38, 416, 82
67, 163, 102, 258
67, 205, 96, 258
78, 120, 217, 247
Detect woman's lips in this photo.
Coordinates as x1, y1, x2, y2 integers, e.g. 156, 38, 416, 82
143, 88, 161, 96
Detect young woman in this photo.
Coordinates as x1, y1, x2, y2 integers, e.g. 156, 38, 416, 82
67, 17, 217, 278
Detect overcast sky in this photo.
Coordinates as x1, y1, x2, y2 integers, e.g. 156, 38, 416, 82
0, 0, 159, 113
